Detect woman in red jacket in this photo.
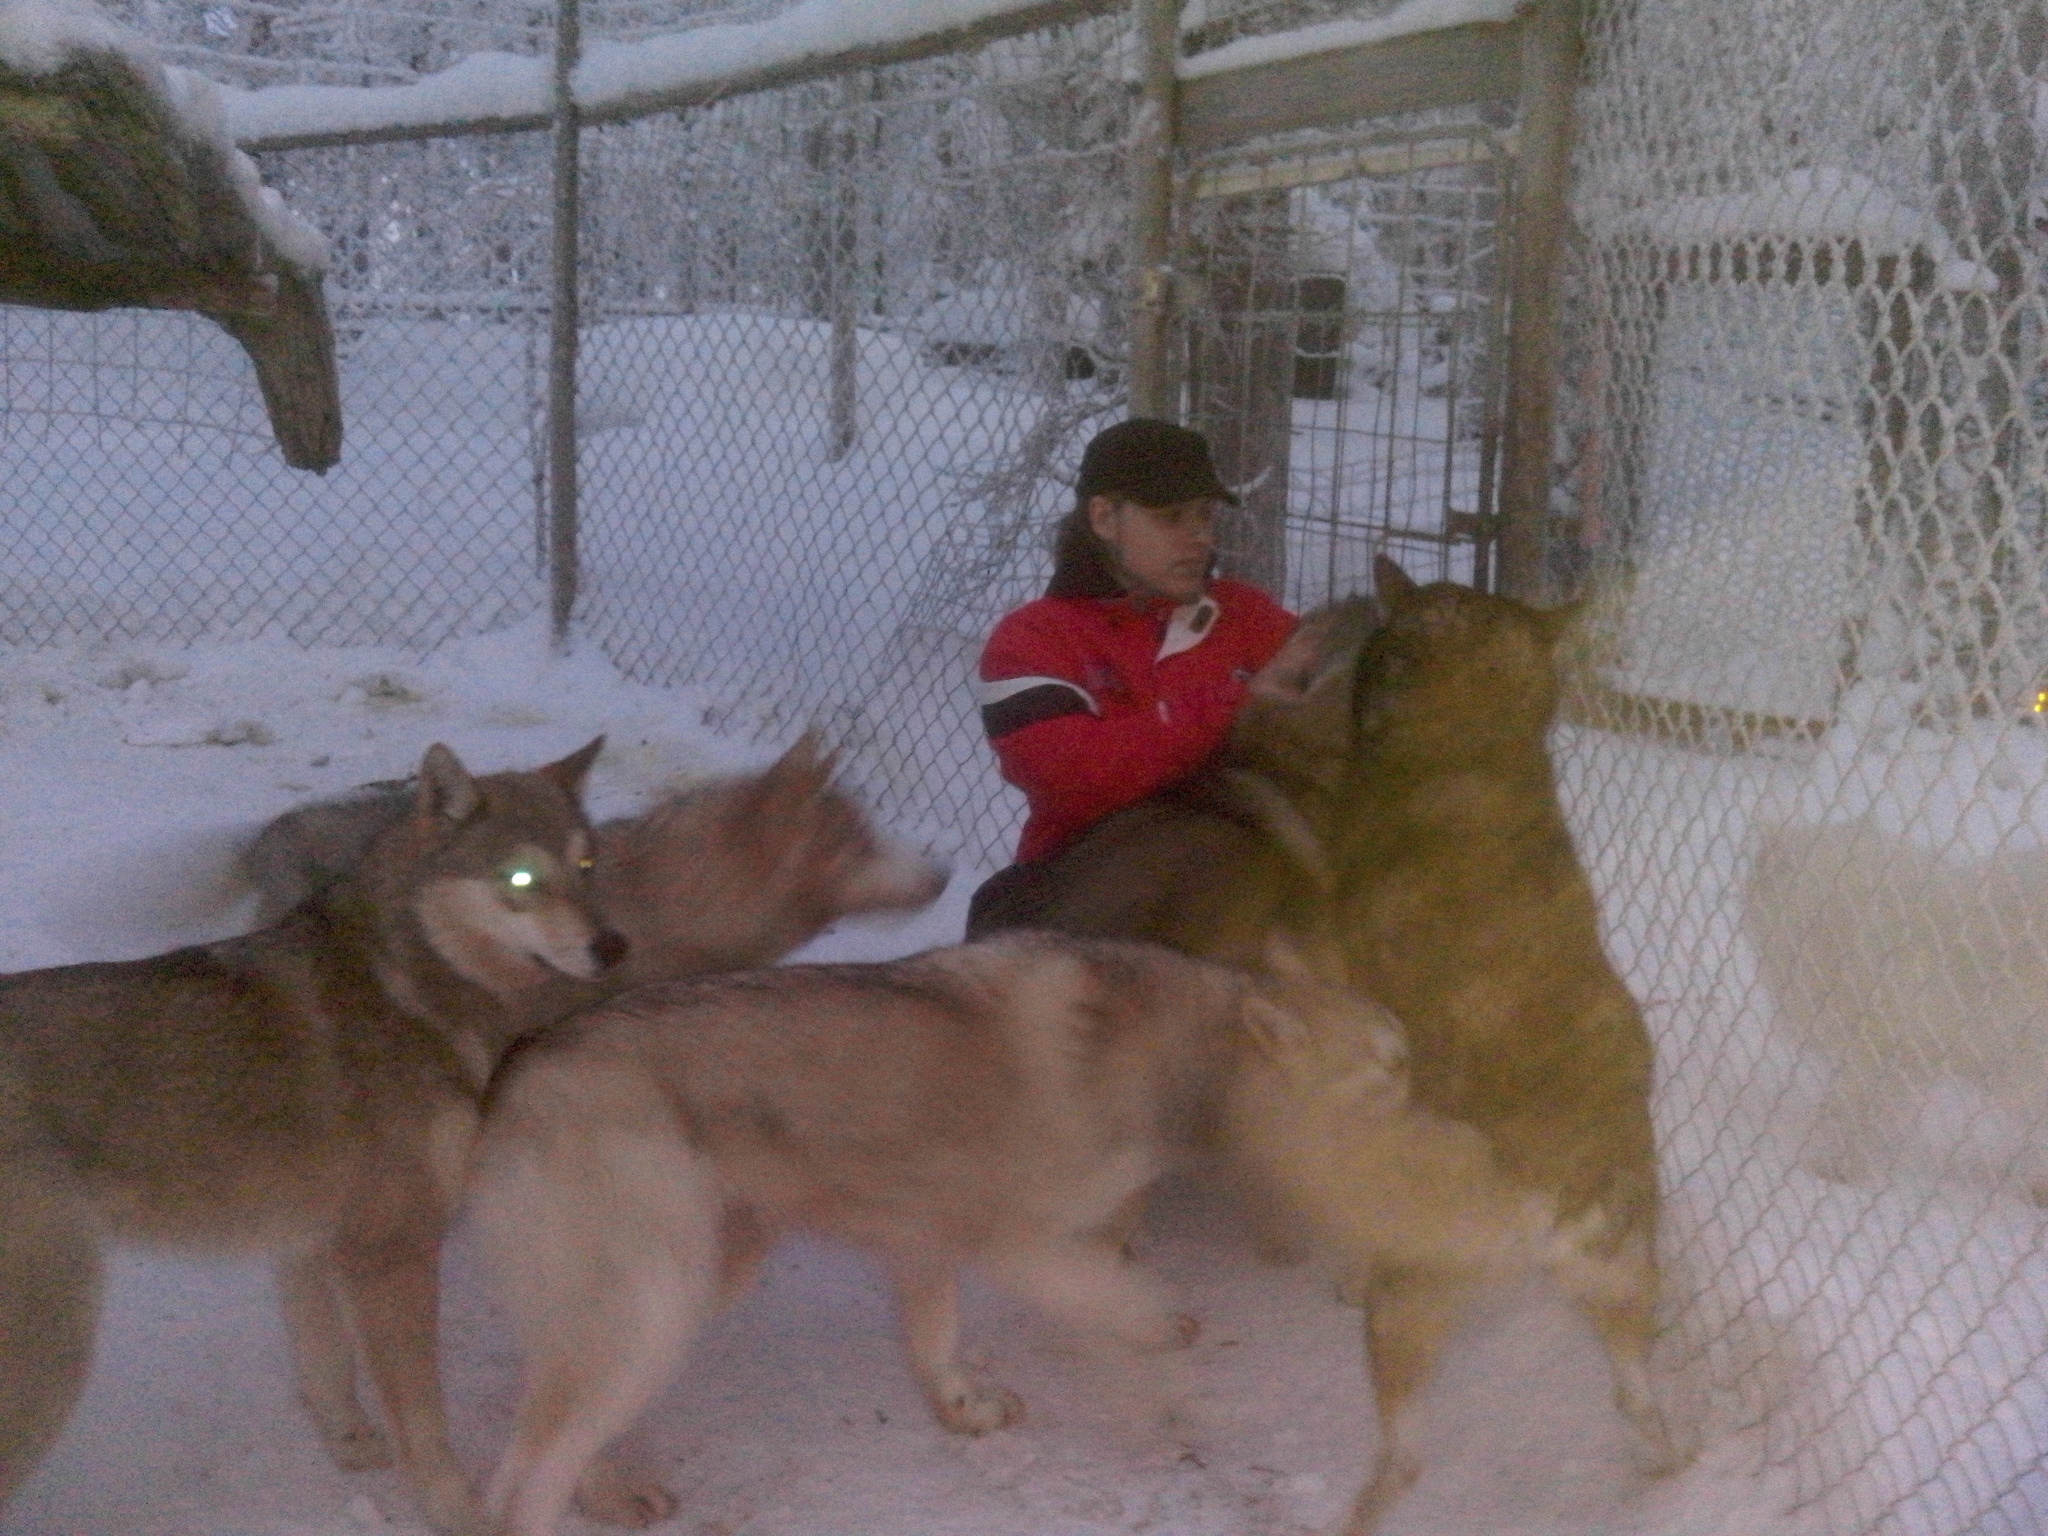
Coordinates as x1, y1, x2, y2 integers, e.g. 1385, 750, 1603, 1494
968, 418, 1295, 932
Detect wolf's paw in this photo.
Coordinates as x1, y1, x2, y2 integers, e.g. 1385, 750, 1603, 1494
312, 1411, 394, 1471
574, 1457, 680, 1529
1627, 1425, 1694, 1481
935, 1381, 1025, 1435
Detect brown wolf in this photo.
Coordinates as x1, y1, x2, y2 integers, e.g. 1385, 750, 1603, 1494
1313, 556, 1683, 1529
465, 932, 1320, 1536
0, 735, 947, 1535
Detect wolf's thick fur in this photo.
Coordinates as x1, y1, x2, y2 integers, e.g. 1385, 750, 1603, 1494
468, 932, 1279, 1536
245, 735, 947, 987
0, 739, 618, 1535
1317, 557, 1680, 1530
1746, 820, 2048, 1198
1231, 938, 1542, 1273
1, 736, 947, 1535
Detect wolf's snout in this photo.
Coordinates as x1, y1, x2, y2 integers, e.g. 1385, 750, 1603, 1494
591, 929, 630, 971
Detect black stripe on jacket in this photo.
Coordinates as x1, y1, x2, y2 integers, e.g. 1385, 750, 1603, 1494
981, 683, 1092, 740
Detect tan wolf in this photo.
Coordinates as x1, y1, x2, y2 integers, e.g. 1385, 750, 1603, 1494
0, 737, 617, 1535
465, 932, 1321, 1536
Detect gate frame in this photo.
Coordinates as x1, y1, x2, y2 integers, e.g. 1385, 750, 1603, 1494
1166, 0, 1573, 602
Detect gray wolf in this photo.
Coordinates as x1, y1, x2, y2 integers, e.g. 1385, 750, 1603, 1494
1746, 819, 2048, 1201
466, 931, 1315, 1536
1316, 556, 1682, 1529
1, 735, 946, 1535
0, 738, 616, 1536
244, 733, 948, 990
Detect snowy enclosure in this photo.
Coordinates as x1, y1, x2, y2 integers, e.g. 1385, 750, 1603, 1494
4, 0, 2048, 1534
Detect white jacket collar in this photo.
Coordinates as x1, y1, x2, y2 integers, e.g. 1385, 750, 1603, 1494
1158, 595, 1220, 660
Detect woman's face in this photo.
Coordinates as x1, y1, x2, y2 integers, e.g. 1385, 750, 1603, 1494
1087, 494, 1218, 605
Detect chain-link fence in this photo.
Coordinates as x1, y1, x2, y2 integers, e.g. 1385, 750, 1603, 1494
7, 1, 2048, 1533
1559, 1, 2048, 1532
568, 25, 1137, 853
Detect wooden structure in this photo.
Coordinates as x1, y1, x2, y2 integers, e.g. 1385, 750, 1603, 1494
1169, 1, 1573, 603
1, 43, 342, 471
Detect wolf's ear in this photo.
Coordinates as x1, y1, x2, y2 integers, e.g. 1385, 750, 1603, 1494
1373, 553, 1417, 604
1242, 993, 1310, 1059
765, 730, 836, 800
418, 743, 480, 825
543, 734, 605, 798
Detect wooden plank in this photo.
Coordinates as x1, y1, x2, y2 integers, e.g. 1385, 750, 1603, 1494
1125, 0, 1179, 417
1177, 19, 1521, 153
1188, 128, 1517, 201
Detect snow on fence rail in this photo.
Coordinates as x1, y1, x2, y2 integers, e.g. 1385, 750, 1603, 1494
6, 2, 2048, 1535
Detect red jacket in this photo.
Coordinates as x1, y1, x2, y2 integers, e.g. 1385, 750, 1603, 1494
978, 578, 1296, 863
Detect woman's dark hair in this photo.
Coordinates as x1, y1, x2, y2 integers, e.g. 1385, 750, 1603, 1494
1045, 499, 1126, 599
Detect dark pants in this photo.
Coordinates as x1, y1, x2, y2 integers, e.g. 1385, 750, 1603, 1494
964, 860, 1060, 939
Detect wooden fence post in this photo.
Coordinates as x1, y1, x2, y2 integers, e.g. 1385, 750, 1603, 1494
1126, 0, 1179, 418
1496, 0, 1582, 603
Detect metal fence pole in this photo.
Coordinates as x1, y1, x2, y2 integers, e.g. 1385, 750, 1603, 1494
547, 0, 583, 648
1125, 0, 1179, 418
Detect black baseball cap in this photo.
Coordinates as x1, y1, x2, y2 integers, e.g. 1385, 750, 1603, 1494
1075, 418, 1239, 507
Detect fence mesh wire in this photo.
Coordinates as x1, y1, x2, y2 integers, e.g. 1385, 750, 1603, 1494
566, 25, 1137, 855
1561, 1, 2048, 1532
6, 1, 2048, 1533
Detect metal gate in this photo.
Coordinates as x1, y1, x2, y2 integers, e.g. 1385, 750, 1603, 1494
1175, 119, 1518, 610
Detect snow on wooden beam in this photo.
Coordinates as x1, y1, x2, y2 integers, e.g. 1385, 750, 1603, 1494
227, 0, 1115, 152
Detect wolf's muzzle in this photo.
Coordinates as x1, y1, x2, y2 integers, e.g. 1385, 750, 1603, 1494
591, 930, 630, 972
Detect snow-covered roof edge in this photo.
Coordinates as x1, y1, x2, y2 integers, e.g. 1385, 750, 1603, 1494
0, 0, 329, 272
222, 0, 1519, 151
224, 0, 1108, 150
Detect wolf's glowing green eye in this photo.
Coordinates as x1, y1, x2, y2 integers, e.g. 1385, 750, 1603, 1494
506, 868, 535, 889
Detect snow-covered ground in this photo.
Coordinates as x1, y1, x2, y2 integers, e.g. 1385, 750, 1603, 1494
0, 620, 1816, 1536
4, 278, 2042, 1536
